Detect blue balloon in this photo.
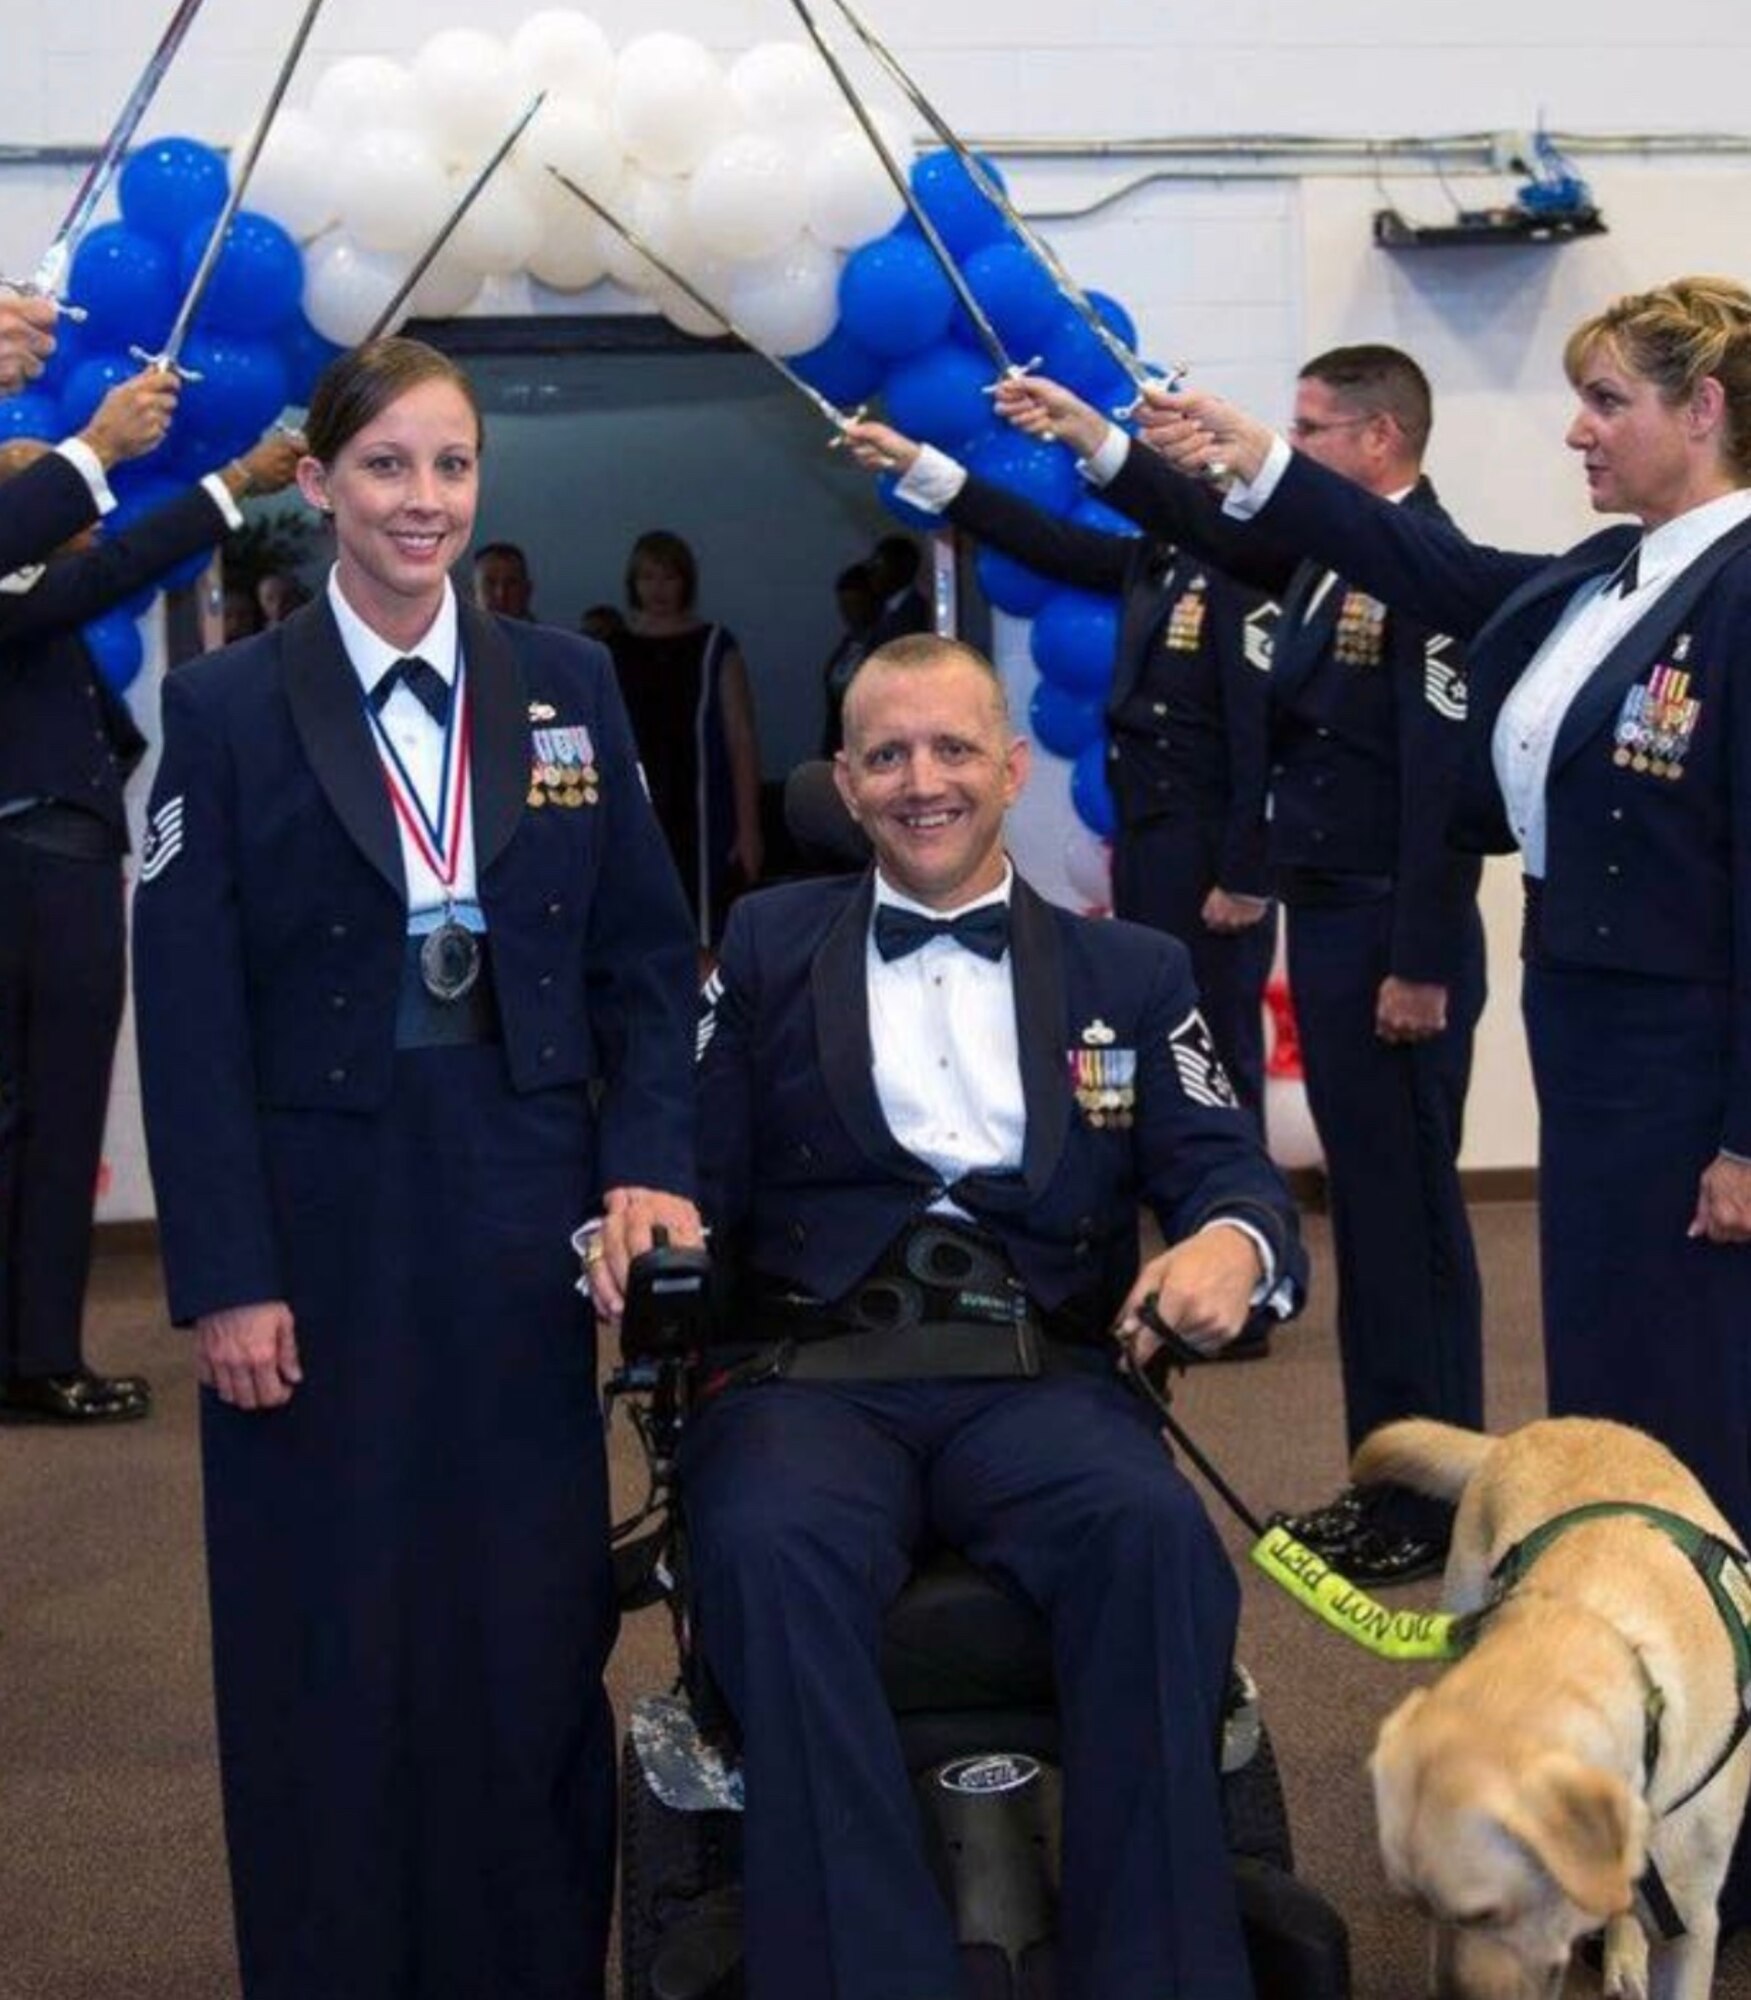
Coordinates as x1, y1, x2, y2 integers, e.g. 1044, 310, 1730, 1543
1083, 290, 1138, 357
909, 150, 1009, 259
174, 334, 290, 463
1037, 308, 1134, 415
1030, 588, 1119, 697
789, 323, 884, 410
1029, 681, 1105, 759
839, 234, 954, 360
962, 239, 1063, 355
120, 137, 229, 247
182, 210, 304, 338
974, 545, 1056, 619
67, 223, 178, 350
36, 315, 86, 396
1070, 494, 1143, 540
876, 471, 942, 533
966, 430, 1080, 517
882, 346, 997, 456
278, 312, 345, 406
59, 351, 142, 436
0, 390, 62, 443
83, 609, 145, 693
1071, 738, 1117, 837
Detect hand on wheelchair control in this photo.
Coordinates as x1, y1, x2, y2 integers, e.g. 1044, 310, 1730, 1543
578, 1185, 705, 1321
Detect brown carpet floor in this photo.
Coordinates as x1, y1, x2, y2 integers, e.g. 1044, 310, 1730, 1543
3, 1206, 1748, 1998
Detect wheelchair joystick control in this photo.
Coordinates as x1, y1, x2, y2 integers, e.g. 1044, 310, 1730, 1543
620, 1227, 713, 1362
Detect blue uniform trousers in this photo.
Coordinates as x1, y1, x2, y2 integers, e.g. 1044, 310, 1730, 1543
681, 1371, 1251, 2000
1286, 895, 1486, 1456
1111, 814, 1272, 1123
203, 1045, 616, 2000
0, 839, 125, 1378
1525, 963, 1751, 1544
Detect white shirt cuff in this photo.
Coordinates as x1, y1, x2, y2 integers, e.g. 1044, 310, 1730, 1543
1078, 424, 1131, 488
57, 437, 116, 517
1197, 1216, 1277, 1305
1221, 433, 1292, 520
201, 471, 245, 530
894, 445, 967, 514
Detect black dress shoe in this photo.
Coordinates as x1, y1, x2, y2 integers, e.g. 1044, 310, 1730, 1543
1271, 1486, 1367, 1554
0, 1370, 152, 1424
1325, 1520, 1448, 1588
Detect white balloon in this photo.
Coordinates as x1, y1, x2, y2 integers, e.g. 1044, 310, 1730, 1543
413, 28, 522, 167
727, 42, 843, 147
1265, 1078, 1324, 1171
335, 127, 452, 255
302, 229, 403, 345
407, 247, 483, 322
653, 249, 736, 339
510, 11, 615, 108
724, 236, 841, 357
613, 33, 735, 178
527, 203, 609, 293
309, 57, 424, 138
805, 126, 907, 250
236, 106, 336, 243
1061, 829, 1112, 910
687, 132, 808, 263
443, 170, 543, 278
518, 94, 624, 210
599, 171, 695, 294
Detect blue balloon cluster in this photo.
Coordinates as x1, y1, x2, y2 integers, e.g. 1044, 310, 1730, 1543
8, 138, 322, 691
797, 149, 1143, 839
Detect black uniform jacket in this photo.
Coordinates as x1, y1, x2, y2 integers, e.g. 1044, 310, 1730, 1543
133, 597, 699, 1323
698, 869, 1306, 1339
1102, 445, 1480, 983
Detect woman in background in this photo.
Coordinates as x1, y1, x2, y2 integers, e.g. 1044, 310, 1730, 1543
612, 527, 763, 947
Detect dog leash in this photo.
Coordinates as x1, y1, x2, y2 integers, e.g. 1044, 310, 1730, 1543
1128, 1303, 1466, 1663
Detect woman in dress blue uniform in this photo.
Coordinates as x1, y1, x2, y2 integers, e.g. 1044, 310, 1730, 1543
132, 338, 701, 2000
1136, 276, 1751, 1546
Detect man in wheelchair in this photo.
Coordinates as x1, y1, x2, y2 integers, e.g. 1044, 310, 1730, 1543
604, 635, 1306, 2000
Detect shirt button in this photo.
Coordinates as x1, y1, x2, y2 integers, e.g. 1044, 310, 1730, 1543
1606, 863, 1621, 879
1610, 808, 1625, 823
539, 1042, 557, 1062
1595, 924, 1611, 939
938, 1057, 949, 1069
546, 900, 563, 919
537, 972, 554, 991
330, 992, 348, 1011
1152, 702, 1167, 717
330, 921, 348, 940
327, 1066, 347, 1085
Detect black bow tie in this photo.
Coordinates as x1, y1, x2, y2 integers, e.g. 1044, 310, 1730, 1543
873, 901, 1010, 964
1607, 545, 1641, 598
371, 654, 451, 725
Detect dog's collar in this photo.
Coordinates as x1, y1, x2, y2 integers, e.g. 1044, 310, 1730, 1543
1482, 1500, 1751, 1816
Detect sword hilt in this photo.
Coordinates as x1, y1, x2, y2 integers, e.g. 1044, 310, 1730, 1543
129, 345, 203, 384
0, 278, 87, 325
824, 401, 869, 449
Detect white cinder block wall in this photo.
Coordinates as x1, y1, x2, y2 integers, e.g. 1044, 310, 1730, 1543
5, 0, 1748, 1208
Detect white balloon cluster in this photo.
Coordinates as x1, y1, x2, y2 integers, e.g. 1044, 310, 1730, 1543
246, 9, 912, 352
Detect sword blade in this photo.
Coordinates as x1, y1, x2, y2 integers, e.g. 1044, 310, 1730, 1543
783, 0, 1015, 380
154, 0, 328, 370
824, 0, 1152, 394
364, 92, 548, 344
32, 0, 210, 302
545, 165, 852, 433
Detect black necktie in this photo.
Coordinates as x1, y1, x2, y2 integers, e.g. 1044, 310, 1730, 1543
371, 655, 451, 725
873, 901, 1010, 964
1608, 545, 1641, 598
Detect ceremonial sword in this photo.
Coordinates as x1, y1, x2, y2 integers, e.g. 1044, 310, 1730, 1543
546, 164, 865, 441
361, 93, 547, 344
136, 0, 329, 378
8, 0, 211, 319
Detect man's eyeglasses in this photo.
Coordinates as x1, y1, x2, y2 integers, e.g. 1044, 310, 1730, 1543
1287, 414, 1376, 441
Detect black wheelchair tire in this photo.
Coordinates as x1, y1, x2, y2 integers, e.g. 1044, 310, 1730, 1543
619, 1737, 740, 2000
1221, 1713, 1294, 1873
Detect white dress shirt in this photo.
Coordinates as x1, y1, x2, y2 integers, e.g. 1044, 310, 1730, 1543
1493, 487, 1751, 876
327, 570, 479, 923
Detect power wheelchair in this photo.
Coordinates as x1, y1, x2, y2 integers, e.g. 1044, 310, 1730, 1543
605, 1233, 1352, 2000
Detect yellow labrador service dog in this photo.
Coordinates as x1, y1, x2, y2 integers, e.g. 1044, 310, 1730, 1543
1354, 1416, 1751, 2000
